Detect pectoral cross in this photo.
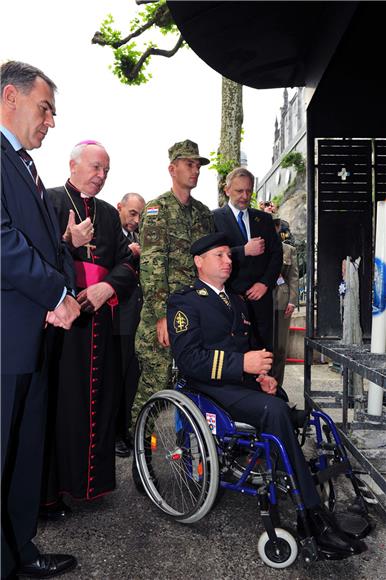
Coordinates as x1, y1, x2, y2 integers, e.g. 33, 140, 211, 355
85, 243, 93, 259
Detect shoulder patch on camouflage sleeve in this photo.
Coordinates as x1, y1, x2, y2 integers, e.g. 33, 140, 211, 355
146, 206, 159, 217
174, 310, 189, 333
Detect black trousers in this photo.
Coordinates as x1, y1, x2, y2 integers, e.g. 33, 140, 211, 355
115, 334, 140, 438
1, 372, 47, 578
246, 291, 274, 352
214, 388, 320, 509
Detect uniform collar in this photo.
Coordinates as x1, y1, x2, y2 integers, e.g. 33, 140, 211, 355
198, 278, 225, 296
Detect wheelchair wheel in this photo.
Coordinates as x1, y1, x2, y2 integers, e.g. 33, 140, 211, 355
134, 390, 219, 524
257, 528, 298, 569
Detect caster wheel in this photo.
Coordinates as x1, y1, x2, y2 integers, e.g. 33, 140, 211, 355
258, 528, 298, 569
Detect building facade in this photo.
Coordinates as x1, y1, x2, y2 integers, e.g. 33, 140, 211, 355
256, 87, 306, 201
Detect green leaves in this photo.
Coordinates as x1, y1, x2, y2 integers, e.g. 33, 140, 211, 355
95, 1, 182, 86
280, 151, 305, 174
208, 152, 238, 179
99, 14, 122, 45
110, 45, 152, 86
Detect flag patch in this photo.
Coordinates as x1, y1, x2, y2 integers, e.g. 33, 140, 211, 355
146, 206, 159, 216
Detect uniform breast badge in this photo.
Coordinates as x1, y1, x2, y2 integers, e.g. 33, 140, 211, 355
174, 310, 189, 333
196, 288, 208, 296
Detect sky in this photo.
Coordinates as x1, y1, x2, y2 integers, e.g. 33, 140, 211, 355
1, 0, 286, 210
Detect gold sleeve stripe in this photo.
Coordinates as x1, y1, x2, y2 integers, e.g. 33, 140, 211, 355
217, 351, 224, 380
211, 350, 219, 380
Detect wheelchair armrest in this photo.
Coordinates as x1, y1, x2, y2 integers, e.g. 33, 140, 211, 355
234, 422, 257, 434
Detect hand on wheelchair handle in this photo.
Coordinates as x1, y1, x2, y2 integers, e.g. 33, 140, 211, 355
243, 349, 273, 375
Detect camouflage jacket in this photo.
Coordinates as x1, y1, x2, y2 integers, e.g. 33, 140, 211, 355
139, 190, 214, 320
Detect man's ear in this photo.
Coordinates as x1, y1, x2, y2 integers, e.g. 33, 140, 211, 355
168, 163, 176, 178
194, 255, 202, 269
117, 202, 122, 212
69, 159, 77, 175
2, 84, 18, 110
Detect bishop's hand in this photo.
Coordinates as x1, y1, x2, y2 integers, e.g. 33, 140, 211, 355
77, 282, 114, 313
63, 209, 95, 249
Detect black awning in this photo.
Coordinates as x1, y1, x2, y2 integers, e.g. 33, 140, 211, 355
167, 1, 359, 89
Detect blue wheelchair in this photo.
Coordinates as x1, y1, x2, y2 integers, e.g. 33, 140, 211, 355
133, 379, 372, 569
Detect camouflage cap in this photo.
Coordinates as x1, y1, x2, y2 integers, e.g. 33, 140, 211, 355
168, 139, 210, 166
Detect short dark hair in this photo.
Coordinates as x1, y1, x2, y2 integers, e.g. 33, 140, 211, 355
0, 61, 57, 96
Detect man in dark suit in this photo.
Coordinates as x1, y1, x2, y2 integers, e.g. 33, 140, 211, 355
167, 232, 366, 560
213, 167, 283, 352
1, 61, 79, 579
114, 192, 145, 457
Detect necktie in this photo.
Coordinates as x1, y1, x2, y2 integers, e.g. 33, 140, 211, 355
18, 149, 44, 198
237, 211, 248, 241
219, 291, 232, 310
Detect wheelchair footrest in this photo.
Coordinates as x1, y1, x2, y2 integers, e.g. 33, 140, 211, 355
314, 460, 350, 485
335, 511, 374, 539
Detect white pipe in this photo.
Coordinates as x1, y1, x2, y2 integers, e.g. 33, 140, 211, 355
367, 201, 386, 416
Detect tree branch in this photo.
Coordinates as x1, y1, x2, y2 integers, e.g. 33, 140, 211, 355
92, 17, 156, 48
125, 35, 184, 81
116, 19, 155, 48
92, 3, 173, 49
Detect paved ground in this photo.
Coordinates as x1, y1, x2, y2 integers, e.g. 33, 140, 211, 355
35, 364, 386, 579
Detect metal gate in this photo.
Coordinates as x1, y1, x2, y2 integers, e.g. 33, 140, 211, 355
316, 138, 385, 337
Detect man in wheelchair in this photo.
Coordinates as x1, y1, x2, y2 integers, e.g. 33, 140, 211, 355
166, 232, 369, 560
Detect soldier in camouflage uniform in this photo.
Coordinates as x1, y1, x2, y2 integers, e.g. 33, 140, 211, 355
133, 140, 214, 419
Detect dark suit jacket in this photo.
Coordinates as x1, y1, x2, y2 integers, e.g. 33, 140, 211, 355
213, 205, 283, 294
112, 230, 143, 336
1, 135, 74, 374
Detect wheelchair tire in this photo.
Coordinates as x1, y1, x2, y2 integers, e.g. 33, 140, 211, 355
257, 528, 298, 569
134, 390, 219, 524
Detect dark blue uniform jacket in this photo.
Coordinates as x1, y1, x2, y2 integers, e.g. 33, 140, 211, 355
167, 279, 263, 407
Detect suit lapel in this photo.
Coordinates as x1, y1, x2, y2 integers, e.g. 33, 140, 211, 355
223, 205, 246, 245
3, 139, 60, 248
248, 208, 263, 237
